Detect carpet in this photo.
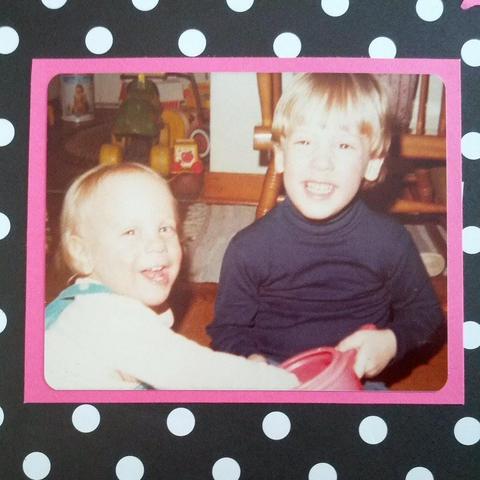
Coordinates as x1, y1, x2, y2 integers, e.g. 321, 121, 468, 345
182, 203, 256, 283
64, 123, 112, 164
182, 203, 447, 283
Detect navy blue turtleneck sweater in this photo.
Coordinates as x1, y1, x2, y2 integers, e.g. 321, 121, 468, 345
207, 197, 444, 364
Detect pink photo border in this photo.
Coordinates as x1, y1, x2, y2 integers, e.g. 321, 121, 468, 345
25, 57, 463, 404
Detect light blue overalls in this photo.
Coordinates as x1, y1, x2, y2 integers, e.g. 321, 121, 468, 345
45, 283, 112, 329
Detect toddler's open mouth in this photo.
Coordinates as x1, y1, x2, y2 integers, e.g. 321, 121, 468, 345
141, 266, 169, 284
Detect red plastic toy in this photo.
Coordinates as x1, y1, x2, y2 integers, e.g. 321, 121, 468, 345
280, 324, 377, 391
281, 347, 362, 391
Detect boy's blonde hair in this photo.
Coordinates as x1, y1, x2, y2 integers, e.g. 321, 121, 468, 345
59, 162, 175, 275
272, 73, 391, 159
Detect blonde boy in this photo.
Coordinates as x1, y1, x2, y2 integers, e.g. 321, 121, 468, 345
209, 74, 444, 380
45, 163, 298, 390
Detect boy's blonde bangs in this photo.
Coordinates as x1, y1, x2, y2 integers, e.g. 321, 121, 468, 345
272, 73, 391, 159
59, 162, 174, 275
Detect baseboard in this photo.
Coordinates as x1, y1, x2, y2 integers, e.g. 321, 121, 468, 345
202, 171, 264, 205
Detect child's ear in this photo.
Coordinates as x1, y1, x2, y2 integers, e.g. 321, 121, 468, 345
66, 233, 93, 275
273, 144, 285, 174
364, 158, 385, 182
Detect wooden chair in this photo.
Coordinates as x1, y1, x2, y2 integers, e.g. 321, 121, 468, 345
254, 73, 284, 219
389, 74, 446, 216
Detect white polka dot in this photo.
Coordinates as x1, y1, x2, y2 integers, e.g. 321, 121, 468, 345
0, 309, 6, 334
212, 457, 241, 480
226, 0, 254, 12
166, 407, 195, 436
461, 39, 480, 67
131, 0, 159, 11
0, 118, 15, 146
115, 456, 144, 480
461, 131, 480, 160
454, 417, 480, 445
0, 213, 11, 240
462, 226, 480, 254
415, 0, 444, 22
178, 29, 206, 57
0, 406, 4, 427
309, 462, 337, 480
405, 466, 434, 480
273, 32, 302, 58
321, 0, 349, 17
41, 0, 68, 9
0, 26, 19, 55
72, 404, 100, 433
358, 415, 388, 444
85, 27, 113, 55
368, 36, 397, 58
464, 321, 480, 349
23, 452, 51, 480
262, 411, 291, 440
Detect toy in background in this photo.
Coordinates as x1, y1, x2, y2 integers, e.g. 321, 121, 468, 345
171, 140, 203, 174
183, 80, 211, 163
98, 73, 210, 199
99, 74, 167, 171
157, 74, 209, 199
170, 139, 204, 199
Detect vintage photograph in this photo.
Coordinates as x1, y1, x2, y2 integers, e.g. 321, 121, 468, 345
42, 70, 448, 393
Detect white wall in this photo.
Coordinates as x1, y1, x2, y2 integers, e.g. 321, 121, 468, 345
210, 73, 266, 174
94, 74, 121, 105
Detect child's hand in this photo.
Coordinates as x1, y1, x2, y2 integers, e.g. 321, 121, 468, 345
248, 353, 268, 363
336, 328, 397, 379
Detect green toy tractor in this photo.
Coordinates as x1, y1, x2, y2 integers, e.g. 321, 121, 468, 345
99, 74, 170, 176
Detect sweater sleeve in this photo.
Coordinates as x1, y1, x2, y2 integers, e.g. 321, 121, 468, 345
207, 233, 264, 357
105, 297, 298, 390
385, 228, 445, 362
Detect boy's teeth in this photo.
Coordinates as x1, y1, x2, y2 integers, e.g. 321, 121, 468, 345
305, 182, 333, 194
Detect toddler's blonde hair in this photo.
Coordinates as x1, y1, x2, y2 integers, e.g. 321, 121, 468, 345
59, 162, 176, 275
272, 73, 391, 159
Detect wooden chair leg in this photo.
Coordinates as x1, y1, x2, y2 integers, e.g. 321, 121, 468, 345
255, 72, 284, 219
256, 158, 283, 219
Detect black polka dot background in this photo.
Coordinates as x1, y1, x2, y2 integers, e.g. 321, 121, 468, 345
1, 0, 480, 478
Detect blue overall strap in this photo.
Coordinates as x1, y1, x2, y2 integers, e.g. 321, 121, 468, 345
45, 283, 112, 330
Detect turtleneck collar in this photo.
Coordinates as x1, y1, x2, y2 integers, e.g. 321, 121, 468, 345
278, 195, 364, 236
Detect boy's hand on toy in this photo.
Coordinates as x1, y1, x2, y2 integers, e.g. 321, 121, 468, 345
336, 328, 397, 378
248, 353, 268, 363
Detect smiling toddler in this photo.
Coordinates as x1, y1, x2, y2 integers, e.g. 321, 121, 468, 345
45, 163, 298, 390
